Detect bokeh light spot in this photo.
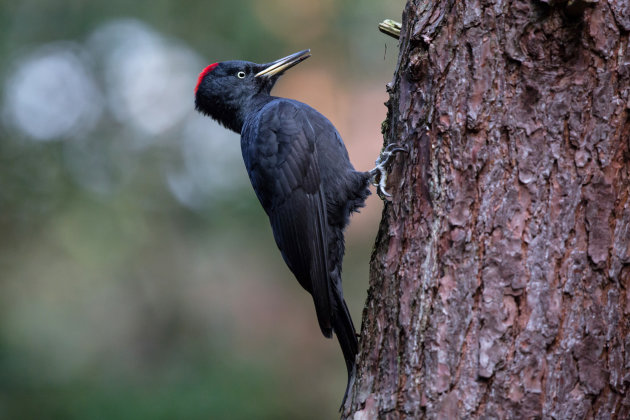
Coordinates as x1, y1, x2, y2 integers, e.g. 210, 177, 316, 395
90, 19, 202, 140
2, 43, 102, 141
167, 114, 248, 210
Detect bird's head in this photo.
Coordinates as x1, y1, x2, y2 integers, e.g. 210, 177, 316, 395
194, 49, 311, 133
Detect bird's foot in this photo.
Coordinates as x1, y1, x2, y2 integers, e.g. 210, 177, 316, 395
369, 143, 408, 198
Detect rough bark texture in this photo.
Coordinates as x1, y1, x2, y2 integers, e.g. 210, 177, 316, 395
345, 0, 630, 418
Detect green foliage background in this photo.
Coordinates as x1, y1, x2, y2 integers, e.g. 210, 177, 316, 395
0, 1, 404, 418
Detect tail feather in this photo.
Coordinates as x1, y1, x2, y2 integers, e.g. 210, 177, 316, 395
332, 293, 358, 410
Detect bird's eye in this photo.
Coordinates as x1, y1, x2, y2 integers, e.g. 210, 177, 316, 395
237, 71, 246, 79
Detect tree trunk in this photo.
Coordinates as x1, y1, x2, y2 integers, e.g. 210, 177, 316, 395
345, 0, 630, 418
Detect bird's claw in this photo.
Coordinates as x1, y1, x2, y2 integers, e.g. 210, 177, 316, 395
369, 143, 408, 199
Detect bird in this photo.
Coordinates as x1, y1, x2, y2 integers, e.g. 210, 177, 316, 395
194, 49, 405, 408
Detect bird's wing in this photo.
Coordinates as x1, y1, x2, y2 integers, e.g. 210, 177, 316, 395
242, 101, 333, 338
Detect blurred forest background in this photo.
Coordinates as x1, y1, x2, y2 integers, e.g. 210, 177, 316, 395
0, 0, 404, 418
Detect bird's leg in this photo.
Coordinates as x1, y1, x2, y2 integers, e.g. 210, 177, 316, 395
369, 143, 408, 198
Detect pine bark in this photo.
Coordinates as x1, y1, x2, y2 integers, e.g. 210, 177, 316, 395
345, 0, 630, 418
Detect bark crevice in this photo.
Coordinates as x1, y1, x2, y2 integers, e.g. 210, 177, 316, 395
344, 0, 630, 418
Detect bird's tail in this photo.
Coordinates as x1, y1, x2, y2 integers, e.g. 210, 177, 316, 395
333, 292, 358, 411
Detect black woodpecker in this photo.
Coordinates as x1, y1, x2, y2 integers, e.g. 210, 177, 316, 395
194, 49, 404, 407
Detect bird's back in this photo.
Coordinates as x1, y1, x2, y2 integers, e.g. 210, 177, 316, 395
242, 99, 370, 225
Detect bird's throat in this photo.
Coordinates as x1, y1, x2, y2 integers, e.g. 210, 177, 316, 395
196, 90, 275, 135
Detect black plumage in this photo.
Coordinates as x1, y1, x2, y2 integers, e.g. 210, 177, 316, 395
194, 50, 373, 406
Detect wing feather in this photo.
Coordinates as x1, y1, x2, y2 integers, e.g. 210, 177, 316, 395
242, 101, 333, 337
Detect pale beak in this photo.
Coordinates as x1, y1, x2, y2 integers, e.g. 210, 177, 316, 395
255, 49, 311, 78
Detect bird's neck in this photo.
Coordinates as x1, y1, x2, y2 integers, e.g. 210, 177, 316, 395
229, 94, 274, 134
